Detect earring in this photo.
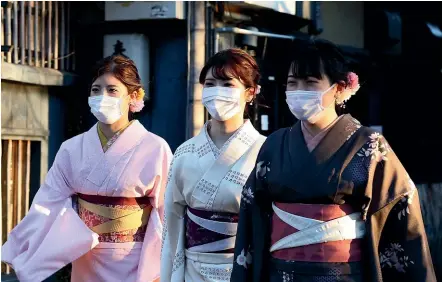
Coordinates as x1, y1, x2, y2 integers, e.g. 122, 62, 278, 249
336, 101, 346, 108
335, 97, 345, 108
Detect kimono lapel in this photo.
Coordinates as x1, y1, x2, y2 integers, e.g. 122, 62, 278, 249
191, 121, 260, 206
287, 121, 316, 181
86, 120, 147, 187
193, 123, 217, 171
87, 123, 104, 156
286, 115, 362, 197
312, 114, 361, 164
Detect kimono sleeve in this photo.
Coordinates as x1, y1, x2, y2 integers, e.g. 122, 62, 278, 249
153, 143, 173, 222
231, 160, 272, 282
137, 142, 173, 282
160, 155, 187, 282
1, 142, 98, 282
363, 134, 436, 282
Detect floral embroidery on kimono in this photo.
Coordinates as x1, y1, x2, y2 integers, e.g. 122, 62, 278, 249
357, 132, 391, 162
241, 186, 254, 206
236, 248, 253, 269
256, 161, 271, 179
346, 123, 361, 140
230, 115, 436, 282
392, 175, 418, 220
380, 243, 415, 273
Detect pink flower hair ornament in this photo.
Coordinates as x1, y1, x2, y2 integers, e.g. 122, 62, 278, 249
336, 72, 361, 106
129, 87, 146, 113
129, 100, 145, 113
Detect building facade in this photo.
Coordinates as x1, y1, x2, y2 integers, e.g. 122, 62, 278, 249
1, 1, 441, 280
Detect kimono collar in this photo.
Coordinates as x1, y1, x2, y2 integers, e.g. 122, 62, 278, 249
312, 114, 361, 164
301, 116, 344, 153
85, 120, 148, 187
195, 119, 256, 157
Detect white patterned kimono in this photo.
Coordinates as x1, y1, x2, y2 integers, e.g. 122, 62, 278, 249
160, 120, 265, 282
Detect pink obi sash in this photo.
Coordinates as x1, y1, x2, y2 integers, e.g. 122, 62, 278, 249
270, 203, 365, 263
77, 193, 152, 243
185, 207, 239, 253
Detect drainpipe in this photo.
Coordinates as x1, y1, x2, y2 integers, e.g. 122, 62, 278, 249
186, 1, 206, 139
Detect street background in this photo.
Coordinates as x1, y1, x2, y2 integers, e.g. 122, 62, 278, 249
1, 1, 441, 281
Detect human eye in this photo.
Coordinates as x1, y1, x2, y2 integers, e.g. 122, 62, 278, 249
306, 77, 319, 84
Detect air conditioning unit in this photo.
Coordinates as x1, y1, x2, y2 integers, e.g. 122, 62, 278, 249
105, 1, 185, 21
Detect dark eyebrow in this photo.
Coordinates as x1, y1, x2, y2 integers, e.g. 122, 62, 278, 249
287, 75, 296, 78
204, 78, 216, 81
107, 85, 118, 88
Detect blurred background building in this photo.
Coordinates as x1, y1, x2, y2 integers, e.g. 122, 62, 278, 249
1, 1, 441, 281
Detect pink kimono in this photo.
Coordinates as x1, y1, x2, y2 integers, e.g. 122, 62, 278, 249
1, 120, 173, 282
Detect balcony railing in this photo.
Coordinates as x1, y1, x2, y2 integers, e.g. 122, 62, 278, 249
1, 1, 75, 71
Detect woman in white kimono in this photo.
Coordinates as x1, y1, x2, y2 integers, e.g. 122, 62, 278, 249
1, 55, 173, 282
160, 48, 266, 282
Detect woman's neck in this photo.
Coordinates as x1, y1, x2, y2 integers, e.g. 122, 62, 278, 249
99, 117, 130, 140
304, 111, 339, 137
208, 114, 245, 149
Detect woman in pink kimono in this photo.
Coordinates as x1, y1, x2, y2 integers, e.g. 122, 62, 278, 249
1, 55, 173, 282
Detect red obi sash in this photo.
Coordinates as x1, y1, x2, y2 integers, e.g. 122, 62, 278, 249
270, 203, 363, 263
77, 193, 151, 243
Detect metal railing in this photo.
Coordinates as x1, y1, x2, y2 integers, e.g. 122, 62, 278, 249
1, 1, 74, 71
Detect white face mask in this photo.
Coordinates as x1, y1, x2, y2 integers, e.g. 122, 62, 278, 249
88, 95, 125, 124
202, 86, 242, 121
285, 84, 336, 124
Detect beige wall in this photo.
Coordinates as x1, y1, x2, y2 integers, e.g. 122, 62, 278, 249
1, 81, 49, 182
317, 1, 364, 48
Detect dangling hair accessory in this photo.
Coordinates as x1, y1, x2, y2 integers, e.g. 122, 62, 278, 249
129, 88, 145, 113
248, 85, 260, 106
336, 72, 360, 106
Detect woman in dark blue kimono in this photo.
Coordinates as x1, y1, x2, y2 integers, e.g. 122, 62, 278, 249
230, 39, 436, 282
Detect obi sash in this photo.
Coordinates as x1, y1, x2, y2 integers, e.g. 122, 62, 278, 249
77, 193, 152, 243
270, 203, 365, 262
185, 207, 239, 253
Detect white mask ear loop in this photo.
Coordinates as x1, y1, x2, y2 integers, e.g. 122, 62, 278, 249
320, 83, 337, 110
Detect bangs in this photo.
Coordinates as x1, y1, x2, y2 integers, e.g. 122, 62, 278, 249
289, 49, 325, 80
199, 49, 256, 86
210, 63, 238, 81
